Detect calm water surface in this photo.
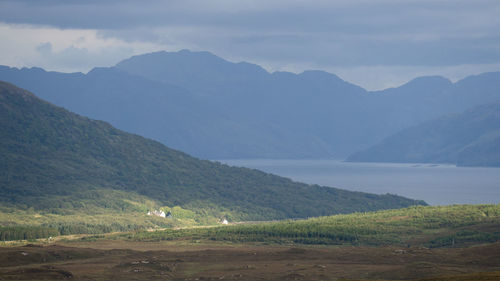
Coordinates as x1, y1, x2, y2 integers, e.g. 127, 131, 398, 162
219, 159, 500, 206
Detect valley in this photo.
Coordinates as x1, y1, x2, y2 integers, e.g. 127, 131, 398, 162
0, 81, 424, 240
1, 2, 500, 280
1, 80, 499, 280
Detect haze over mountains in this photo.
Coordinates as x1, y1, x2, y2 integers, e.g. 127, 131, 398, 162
0, 81, 424, 222
1, 50, 500, 163
347, 102, 500, 167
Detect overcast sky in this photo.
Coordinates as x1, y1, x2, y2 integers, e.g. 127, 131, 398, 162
1, 0, 499, 90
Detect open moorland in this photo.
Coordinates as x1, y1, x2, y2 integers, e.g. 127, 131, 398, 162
1, 236, 500, 280
2, 204, 500, 281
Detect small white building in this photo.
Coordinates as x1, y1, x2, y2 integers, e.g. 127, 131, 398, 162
221, 218, 229, 225
147, 210, 166, 218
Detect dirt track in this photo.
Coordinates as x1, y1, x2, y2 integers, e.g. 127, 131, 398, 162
1, 240, 500, 280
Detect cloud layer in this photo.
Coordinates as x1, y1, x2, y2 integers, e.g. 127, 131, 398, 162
1, 0, 499, 89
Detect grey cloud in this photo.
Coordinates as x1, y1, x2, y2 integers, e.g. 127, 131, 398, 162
32, 42, 135, 72
36, 42, 52, 55
2, 0, 497, 32
1, 0, 500, 68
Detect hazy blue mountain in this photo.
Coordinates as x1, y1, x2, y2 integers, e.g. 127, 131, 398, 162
115, 52, 500, 159
1, 50, 500, 160
115, 50, 373, 155
116, 49, 271, 96
0, 81, 425, 221
346, 103, 500, 166
0, 64, 338, 158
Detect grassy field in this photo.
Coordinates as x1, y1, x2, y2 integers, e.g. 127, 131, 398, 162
128, 204, 500, 248
2, 204, 500, 280
0, 189, 230, 241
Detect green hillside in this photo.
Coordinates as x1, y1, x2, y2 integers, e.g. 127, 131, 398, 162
0, 81, 425, 238
132, 204, 500, 248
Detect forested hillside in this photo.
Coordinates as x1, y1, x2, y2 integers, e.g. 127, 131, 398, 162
0, 81, 425, 238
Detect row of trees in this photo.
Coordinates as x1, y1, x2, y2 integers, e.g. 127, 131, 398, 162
0, 226, 59, 241
0, 222, 147, 241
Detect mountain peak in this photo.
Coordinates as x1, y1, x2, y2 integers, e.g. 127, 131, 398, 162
372, 75, 452, 96
407, 75, 451, 85
114, 49, 269, 91
396, 76, 452, 91
299, 70, 344, 82
117, 49, 234, 68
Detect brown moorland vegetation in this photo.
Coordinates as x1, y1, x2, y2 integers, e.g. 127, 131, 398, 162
1, 240, 500, 280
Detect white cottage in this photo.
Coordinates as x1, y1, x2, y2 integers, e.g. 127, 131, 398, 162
147, 210, 166, 218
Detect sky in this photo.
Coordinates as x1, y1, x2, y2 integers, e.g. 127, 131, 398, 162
0, 0, 499, 90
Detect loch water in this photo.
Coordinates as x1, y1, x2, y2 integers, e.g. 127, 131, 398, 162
220, 159, 500, 206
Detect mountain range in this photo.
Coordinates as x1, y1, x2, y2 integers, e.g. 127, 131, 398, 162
1, 50, 500, 163
347, 102, 500, 167
0, 81, 424, 224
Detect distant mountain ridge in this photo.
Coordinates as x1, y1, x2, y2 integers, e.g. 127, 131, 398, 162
0, 81, 425, 222
347, 102, 500, 167
1, 50, 500, 161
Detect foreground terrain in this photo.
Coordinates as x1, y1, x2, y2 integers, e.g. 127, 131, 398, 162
1, 240, 500, 280
2, 204, 500, 280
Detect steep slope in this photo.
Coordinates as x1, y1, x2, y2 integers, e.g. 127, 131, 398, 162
115, 50, 372, 155
346, 102, 500, 166
0, 81, 425, 223
0, 64, 337, 158
367, 76, 454, 130
2, 51, 500, 160
114, 51, 500, 157
0, 51, 371, 158
368, 73, 500, 131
